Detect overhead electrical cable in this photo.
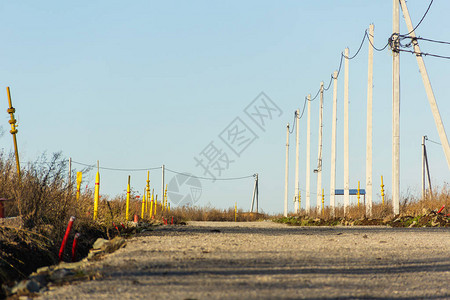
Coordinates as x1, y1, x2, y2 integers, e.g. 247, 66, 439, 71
165, 168, 254, 181
71, 160, 161, 171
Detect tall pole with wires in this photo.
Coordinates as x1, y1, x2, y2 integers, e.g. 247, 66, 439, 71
284, 123, 290, 217
316, 82, 324, 214
399, 0, 450, 170
330, 71, 338, 216
306, 94, 311, 214
294, 110, 300, 214
392, 0, 400, 215
366, 24, 374, 217
344, 48, 350, 215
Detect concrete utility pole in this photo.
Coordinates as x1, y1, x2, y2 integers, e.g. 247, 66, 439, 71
344, 48, 350, 214
330, 71, 338, 216
366, 24, 374, 217
399, 0, 450, 170
421, 136, 426, 199
316, 82, 324, 214
294, 109, 300, 214
392, 0, 400, 215
284, 123, 290, 217
306, 95, 311, 214
421, 136, 433, 199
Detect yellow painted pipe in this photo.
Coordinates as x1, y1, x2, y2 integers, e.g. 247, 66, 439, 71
76, 172, 82, 201
93, 169, 100, 220
6, 87, 20, 178
154, 194, 157, 216
165, 184, 168, 211
149, 191, 153, 218
125, 175, 130, 221
141, 193, 145, 220
380, 175, 385, 206
357, 181, 361, 208
146, 171, 150, 213
321, 188, 325, 216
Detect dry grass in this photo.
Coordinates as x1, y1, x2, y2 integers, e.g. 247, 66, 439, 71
290, 184, 449, 220
167, 205, 267, 222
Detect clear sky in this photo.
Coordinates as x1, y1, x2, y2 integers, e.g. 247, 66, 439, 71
1, 1, 449, 214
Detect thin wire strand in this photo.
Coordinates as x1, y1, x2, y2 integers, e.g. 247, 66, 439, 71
426, 138, 442, 145
289, 110, 297, 134
368, 33, 390, 51
165, 168, 254, 181
71, 160, 162, 171
397, 49, 450, 60
298, 97, 308, 119
412, 36, 450, 45
403, 0, 433, 36
342, 31, 368, 60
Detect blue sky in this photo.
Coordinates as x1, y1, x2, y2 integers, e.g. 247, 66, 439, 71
0, 1, 448, 214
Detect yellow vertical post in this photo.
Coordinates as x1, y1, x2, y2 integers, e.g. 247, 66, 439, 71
125, 175, 131, 221
149, 191, 153, 218
76, 172, 82, 201
235, 202, 237, 222
165, 184, 168, 211
298, 190, 301, 213
321, 188, 325, 216
146, 171, 150, 213
141, 193, 145, 220
6, 87, 20, 178
154, 194, 157, 216
357, 181, 361, 208
381, 175, 385, 206
93, 161, 100, 220
168, 203, 170, 213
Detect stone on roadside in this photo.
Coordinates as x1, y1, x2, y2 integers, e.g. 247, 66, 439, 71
11, 279, 40, 294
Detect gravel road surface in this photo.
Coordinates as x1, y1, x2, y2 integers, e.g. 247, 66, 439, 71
39, 221, 450, 299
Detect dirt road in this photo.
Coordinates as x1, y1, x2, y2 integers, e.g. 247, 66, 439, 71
39, 221, 450, 299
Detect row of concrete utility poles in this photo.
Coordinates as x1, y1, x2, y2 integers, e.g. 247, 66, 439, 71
284, 26, 373, 217
284, 0, 450, 217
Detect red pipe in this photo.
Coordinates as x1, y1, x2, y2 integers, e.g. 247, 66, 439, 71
171, 216, 174, 225
59, 216, 75, 262
437, 205, 445, 214
71, 233, 80, 262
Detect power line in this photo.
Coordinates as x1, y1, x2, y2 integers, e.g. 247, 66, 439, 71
71, 160, 162, 171
298, 97, 308, 119
399, 35, 450, 46
165, 167, 254, 181
288, 110, 297, 134
368, 32, 390, 52
397, 48, 450, 60
342, 31, 368, 60
414, 37, 450, 45
403, 0, 434, 36
425, 138, 442, 146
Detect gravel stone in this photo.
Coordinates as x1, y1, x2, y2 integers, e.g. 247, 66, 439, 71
38, 221, 450, 299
